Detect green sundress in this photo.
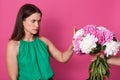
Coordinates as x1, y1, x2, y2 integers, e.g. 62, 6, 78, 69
17, 37, 54, 80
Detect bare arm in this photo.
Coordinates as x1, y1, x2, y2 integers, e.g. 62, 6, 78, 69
91, 53, 120, 66
107, 56, 120, 66
6, 41, 18, 80
40, 37, 73, 63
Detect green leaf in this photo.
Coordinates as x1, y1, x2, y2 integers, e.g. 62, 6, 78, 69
101, 45, 106, 50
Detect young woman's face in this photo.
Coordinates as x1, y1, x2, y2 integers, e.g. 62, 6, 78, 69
23, 12, 41, 35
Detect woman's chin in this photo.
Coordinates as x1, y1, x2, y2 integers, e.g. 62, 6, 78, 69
32, 31, 38, 34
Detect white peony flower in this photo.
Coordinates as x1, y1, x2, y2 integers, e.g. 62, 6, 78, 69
79, 34, 98, 54
73, 29, 84, 39
97, 26, 107, 31
104, 40, 120, 57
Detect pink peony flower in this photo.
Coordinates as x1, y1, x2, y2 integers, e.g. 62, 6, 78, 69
83, 24, 97, 36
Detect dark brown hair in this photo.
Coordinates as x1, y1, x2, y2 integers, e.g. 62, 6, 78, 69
10, 3, 42, 41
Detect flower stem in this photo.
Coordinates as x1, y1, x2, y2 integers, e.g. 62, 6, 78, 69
87, 56, 110, 80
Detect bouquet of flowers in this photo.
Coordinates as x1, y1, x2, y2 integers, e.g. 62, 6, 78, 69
72, 24, 120, 80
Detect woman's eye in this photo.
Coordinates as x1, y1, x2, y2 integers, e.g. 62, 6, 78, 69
32, 20, 36, 23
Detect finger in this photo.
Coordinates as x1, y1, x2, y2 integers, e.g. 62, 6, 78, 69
73, 27, 76, 35
73, 26, 77, 35
91, 55, 97, 61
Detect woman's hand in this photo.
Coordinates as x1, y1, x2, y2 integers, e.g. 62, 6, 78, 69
91, 52, 104, 61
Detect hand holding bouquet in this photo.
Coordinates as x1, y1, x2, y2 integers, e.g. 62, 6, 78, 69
72, 24, 120, 80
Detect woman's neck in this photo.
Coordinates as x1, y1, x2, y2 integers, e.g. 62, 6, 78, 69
23, 34, 34, 41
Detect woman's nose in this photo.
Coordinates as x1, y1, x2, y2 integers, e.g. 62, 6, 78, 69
35, 22, 39, 27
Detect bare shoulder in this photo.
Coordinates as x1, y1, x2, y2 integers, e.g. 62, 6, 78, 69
38, 36, 51, 45
39, 36, 48, 41
6, 40, 19, 55
7, 40, 19, 48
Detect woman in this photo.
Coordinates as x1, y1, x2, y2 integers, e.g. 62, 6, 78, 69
6, 3, 73, 80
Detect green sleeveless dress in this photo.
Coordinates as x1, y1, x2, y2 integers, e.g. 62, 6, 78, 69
17, 37, 54, 80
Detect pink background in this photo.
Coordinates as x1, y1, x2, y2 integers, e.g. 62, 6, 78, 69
0, 0, 120, 80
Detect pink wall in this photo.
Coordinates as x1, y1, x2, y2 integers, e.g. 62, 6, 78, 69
1, 0, 120, 80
